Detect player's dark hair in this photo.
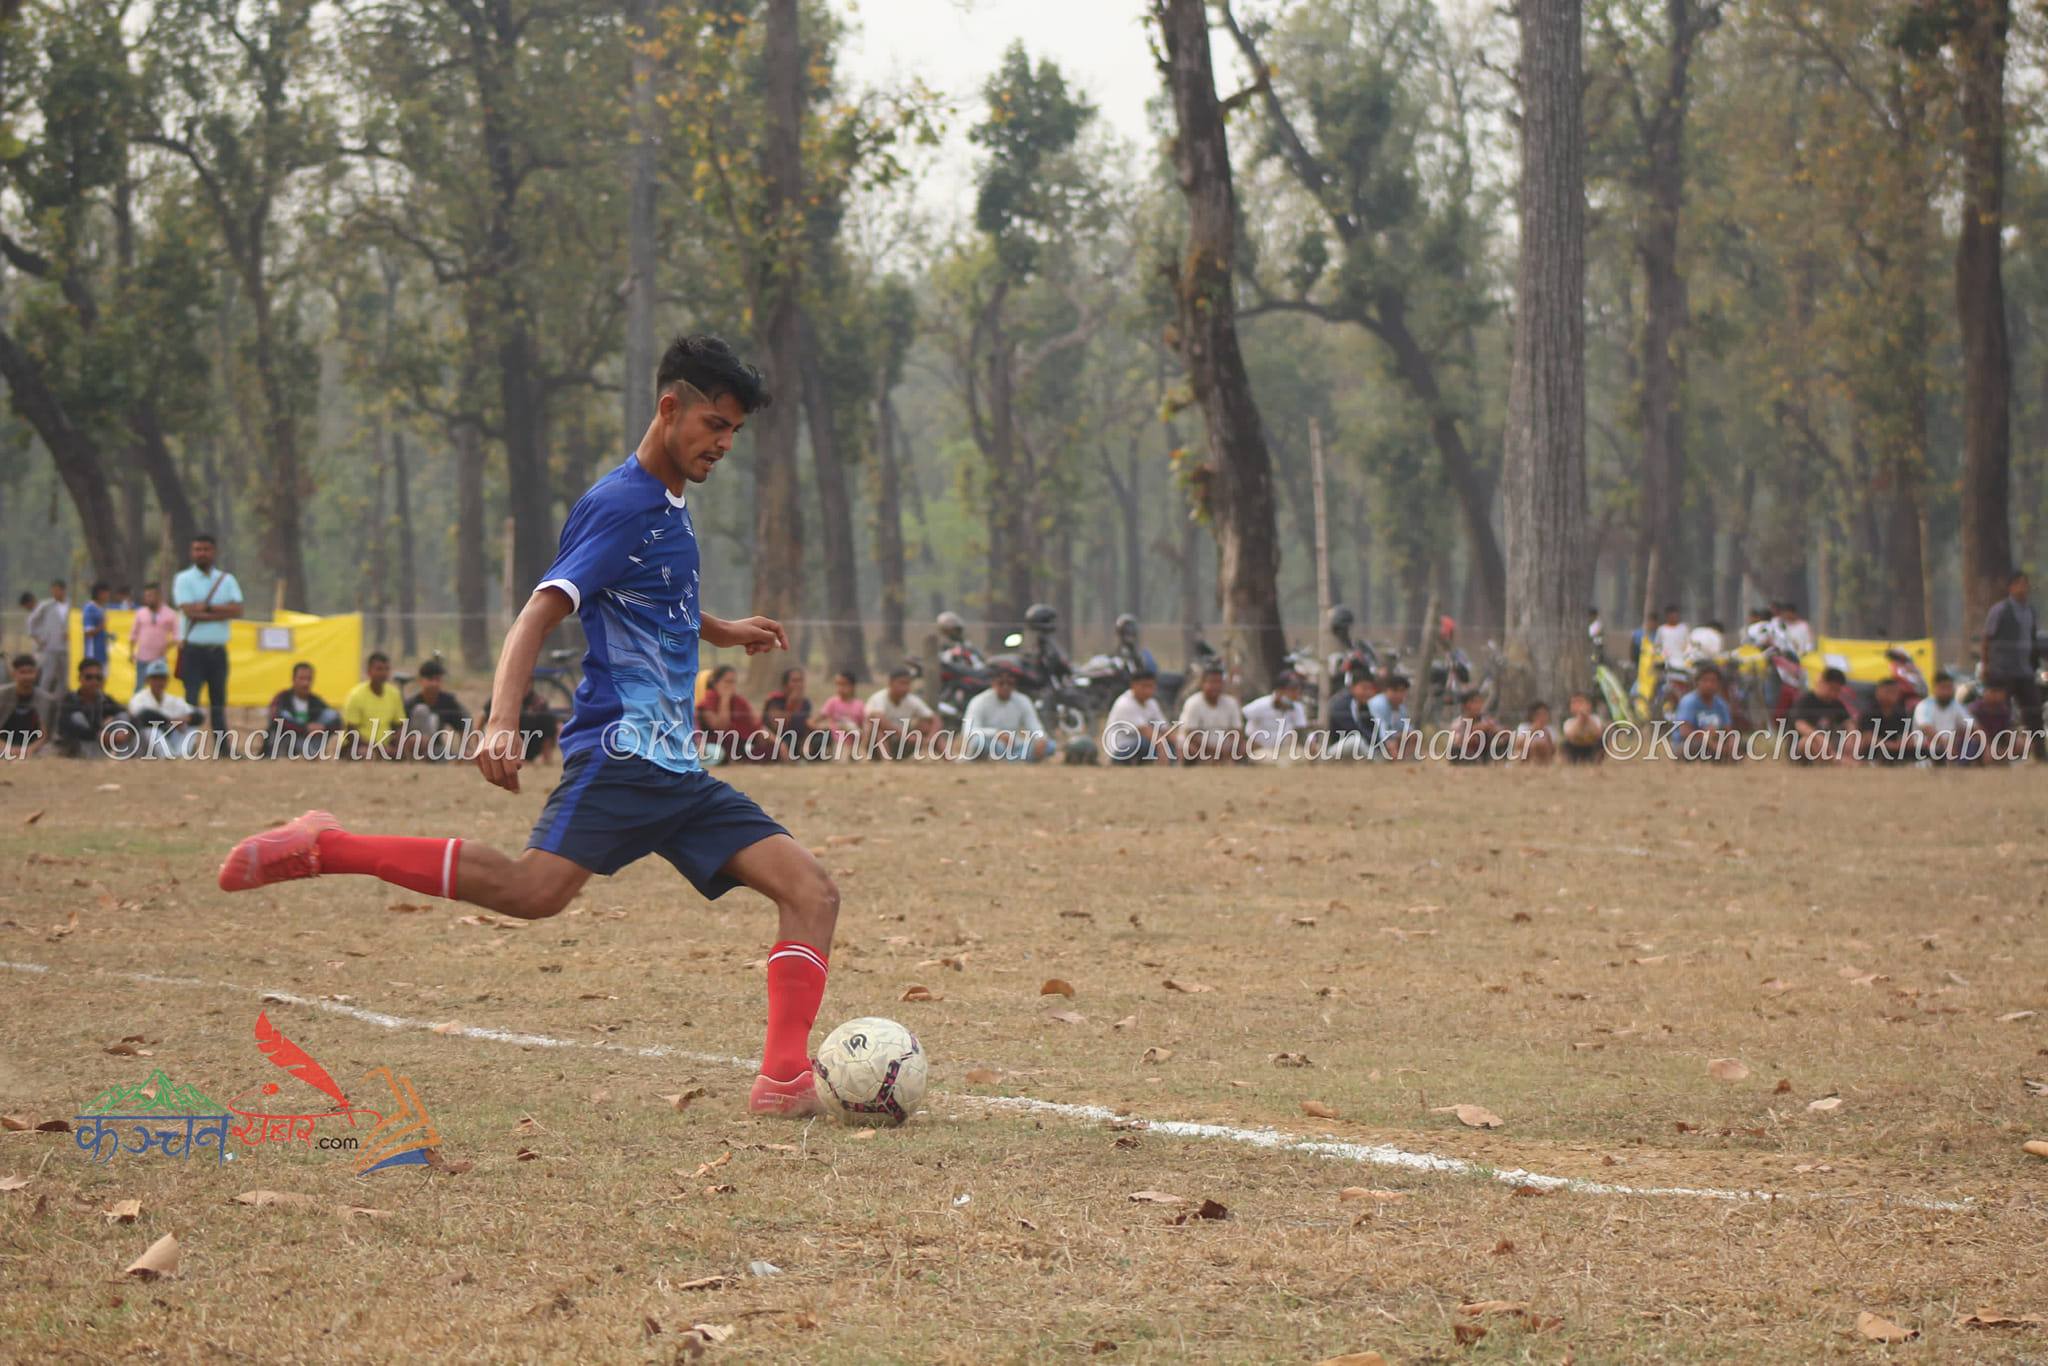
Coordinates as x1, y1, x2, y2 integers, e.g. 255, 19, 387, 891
90, 581, 109, 597
10, 653, 33, 670
16, 592, 33, 608
1385, 674, 1411, 690
367, 651, 390, 668
192, 533, 216, 546
1528, 700, 1550, 717
292, 661, 313, 678
2012, 568, 2030, 585
1821, 666, 1847, 685
835, 670, 856, 684
1131, 667, 1156, 683
1696, 664, 1721, 681
1933, 670, 1951, 684
781, 666, 803, 687
418, 657, 446, 677
657, 334, 770, 413
888, 665, 913, 681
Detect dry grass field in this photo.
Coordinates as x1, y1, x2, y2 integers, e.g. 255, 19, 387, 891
3, 753, 2047, 1363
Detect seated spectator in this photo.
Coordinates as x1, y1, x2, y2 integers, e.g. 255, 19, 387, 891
1368, 675, 1417, 759
1446, 691, 1507, 763
1673, 664, 1738, 761
478, 685, 559, 763
960, 665, 1051, 761
762, 667, 814, 760
1913, 671, 1980, 764
127, 659, 199, 757
864, 666, 940, 758
1860, 676, 1916, 764
1177, 665, 1244, 764
1328, 671, 1381, 760
2, 653, 54, 757
341, 652, 407, 758
57, 659, 126, 758
267, 661, 341, 757
403, 657, 471, 760
1242, 673, 1308, 759
696, 664, 762, 763
1516, 700, 1558, 763
1560, 692, 1605, 763
1103, 668, 1173, 764
1788, 666, 1860, 763
815, 670, 868, 756
1971, 681, 2016, 762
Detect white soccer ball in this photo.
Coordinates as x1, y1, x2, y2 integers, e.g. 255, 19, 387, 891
814, 1017, 928, 1127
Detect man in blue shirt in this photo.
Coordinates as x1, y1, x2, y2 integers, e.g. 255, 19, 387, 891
217, 336, 837, 1118
172, 535, 244, 744
1368, 674, 1416, 759
80, 582, 113, 671
1672, 663, 1736, 760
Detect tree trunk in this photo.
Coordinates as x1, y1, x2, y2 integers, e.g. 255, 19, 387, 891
131, 398, 199, 557
621, 0, 658, 447
1956, 0, 2013, 638
799, 310, 866, 678
1500, 0, 1590, 710
243, 271, 312, 610
392, 429, 419, 659
978, 287, 1032, 637
871, 376, 907, 660
748, 0, 807, 691
1721, 464, 1754, 629
454, 416, 490, 672
1155, 0, 1288, 687
0, 323, 134, 587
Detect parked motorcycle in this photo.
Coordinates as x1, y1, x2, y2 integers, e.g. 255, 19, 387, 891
1075, 615, 1189, 715
930, 604, 1089, 736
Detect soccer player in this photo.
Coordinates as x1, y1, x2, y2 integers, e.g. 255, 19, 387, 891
216, 335, 838, 1117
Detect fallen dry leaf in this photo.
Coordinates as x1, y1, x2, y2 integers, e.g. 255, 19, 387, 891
963, 1068, 1002, 1084
1141, 1047, 1173, 1064
431, 1021, 465, 1036
660, 1087, 709, 1112
675, 1275, 736, 1291
1807, 1097, 1843, 1113
1460, 1300, 1531, 1316
1707, 1058, 1750, 1081
1127, 1191, 1185, 1205
1855, 1312, 1915, 1343
2021, 1140, 2048, 1159
0, 1175, 27, 1192
1271, 1052, 1313, 1067
1310, 1354, 1391, 1366
848, 1129, 877, 1140
1451, 1322, 1487, 1346
124, 1232, 179, 1279
1112, 1015, 1137, 1030
1954, 1310, 2048, 1328
689, 1152, 733, 1179
1433, 1103, 1505, 1129
578, 993, 618, 1001
234, 1190, 321, 1208
1301, 1100, 1340, 1120
1999, 1010, 2038, 1023
1045, 1009, 1088, 1025
102, 1043, 152, 1057
1338, 1187, 1406, 1203
1162, 979, 1214, 993
1, 1114, 34, 1131
1039, 978, 1076, 997
21, 810, 43, 825
899, 985, 942, 1002
454, 914, 496, 927
104, 1199, 141, 1222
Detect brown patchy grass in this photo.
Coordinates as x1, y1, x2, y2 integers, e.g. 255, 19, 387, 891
2, 755, 2046, 1363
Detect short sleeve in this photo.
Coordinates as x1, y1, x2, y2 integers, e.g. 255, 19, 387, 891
537, 492, 643, 610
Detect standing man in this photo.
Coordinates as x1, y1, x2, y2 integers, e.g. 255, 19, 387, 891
129, 585, 178, 693
217, 335, 838, 1117
1981, 570, 2040, 759
25, 579, 67, 694
79, 582, 113, 677
173, 534, 242, 746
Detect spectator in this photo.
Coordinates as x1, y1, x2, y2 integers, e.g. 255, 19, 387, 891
26, 580, 68, 693
404, 657, 471, 759
1561, 692, 1605, 764
1516, 700, 1558, 763
266, 661, 340, 758
1242, 673, 1308, 758
128, 585, 178, 693
1176, 665, 1244, 764
1369, 674, 1416, 758
1971, 681, 2016, 762
478, 684, 559, 764
814, 670, 867, 757
1980, 570, 2040, 760
960, 665, 1051, 761
112, 585, 134, 610
1653, 604, 1691, 663
762, 666, 813, 760
1328, 671, 1381, 760
1103, 667, 1173, 764
79, 581, 113, 672
1743, 606, 1776, 649
1861, 676, 1916, 765
57, 658, 126, 757
1446, 690, 1507, 763
1673, 663, 1737, 761
696, 664, 762, 763
341, 652, 407, 757
864, 666, 939, 758
172, 534, 243, 744
127, 658, 199, 757
1587, 606, 1605, 661
1689, 619, 1727, 660
1913, 671, 1980, 764
1788, 665, 1860, 763
1776, 601, 1816, 657
2, 652, 54, 757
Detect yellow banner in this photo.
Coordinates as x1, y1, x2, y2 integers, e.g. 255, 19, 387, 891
69, 609, 365, 707
1801, 636, 1936, 687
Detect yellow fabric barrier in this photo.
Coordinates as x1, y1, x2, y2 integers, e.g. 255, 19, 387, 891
69, 609, 365, 706
1800, 636, 1936, 687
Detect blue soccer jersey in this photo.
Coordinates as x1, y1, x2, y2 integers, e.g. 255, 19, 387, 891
537, 455, 703, 773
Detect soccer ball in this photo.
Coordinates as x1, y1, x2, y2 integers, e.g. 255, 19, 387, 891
814, 1017, 928, 1126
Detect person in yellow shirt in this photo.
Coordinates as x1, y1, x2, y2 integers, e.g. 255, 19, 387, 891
341, 652, 408, 757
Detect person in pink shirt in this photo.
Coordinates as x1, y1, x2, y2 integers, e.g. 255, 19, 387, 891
128, 584, 180, 693
813, 670, 867, 759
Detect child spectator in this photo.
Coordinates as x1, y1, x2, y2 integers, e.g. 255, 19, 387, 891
1561, 693, 1604, 764
1516, 700, 1558, 762
762, 667, 814, 759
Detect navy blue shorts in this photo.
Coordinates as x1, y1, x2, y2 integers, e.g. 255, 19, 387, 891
528, 750, 789, 899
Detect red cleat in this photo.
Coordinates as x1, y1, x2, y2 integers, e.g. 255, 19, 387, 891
749, 1068, 823, 1117
218, 810, 342, 892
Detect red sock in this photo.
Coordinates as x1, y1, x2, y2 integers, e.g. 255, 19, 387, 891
317, 831, 463, 900
761, 941, 828, 1081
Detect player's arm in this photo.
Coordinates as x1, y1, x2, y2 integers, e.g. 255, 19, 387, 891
702, 613, 788, 655
479, 587, 575, 793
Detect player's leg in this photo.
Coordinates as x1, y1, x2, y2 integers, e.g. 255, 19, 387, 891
718, 834, 839, 1114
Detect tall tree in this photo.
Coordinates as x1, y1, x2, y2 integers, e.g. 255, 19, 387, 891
621, 0, 658, 445
1153, 0, 1287, 685
1501, 0, 1590, 707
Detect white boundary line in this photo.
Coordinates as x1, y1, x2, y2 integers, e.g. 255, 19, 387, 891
2, 959, 1972, 1211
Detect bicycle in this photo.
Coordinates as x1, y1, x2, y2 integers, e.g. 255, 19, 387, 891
530, 647, 582, 723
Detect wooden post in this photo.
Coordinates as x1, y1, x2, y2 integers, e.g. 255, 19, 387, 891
1310, 418, 1334, 725
1414, 592, 1442, 736
500, 516, 517, 632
